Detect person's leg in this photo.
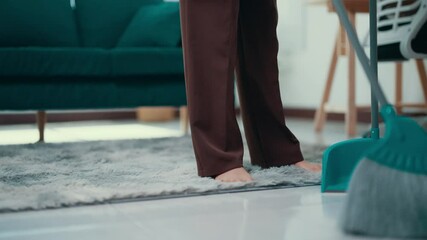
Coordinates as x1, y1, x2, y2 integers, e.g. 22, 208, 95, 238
179, 0, 248, 178
236, 0, 313, 169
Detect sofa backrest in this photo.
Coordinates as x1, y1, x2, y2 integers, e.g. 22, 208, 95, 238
0, 0, 80, 47
74, 0, 163, 48
0, 0, 180, 49
115, 2, 182, 48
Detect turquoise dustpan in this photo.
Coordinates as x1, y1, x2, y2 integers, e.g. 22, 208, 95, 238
321, 0, 381, 192
321, 138, 378, 192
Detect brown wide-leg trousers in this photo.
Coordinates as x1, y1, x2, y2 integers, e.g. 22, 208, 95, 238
180, 0, 304, 177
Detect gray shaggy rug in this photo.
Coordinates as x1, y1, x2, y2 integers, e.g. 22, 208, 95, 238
0, 136, 325, 212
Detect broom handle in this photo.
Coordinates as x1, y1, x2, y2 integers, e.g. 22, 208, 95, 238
332, 0, 390, 107
370, 0, 380, 139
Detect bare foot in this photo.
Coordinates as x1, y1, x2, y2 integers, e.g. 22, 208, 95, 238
215, 167, 254, 182
294, 160, 322, 172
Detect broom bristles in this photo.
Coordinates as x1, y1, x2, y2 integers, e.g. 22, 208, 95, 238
340, 158, 427, 238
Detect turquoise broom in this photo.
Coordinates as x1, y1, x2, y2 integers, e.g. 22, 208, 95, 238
333, 0, 427, 238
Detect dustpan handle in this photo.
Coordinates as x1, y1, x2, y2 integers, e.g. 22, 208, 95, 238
369, 0, 380, 139
332, 0, 390, 107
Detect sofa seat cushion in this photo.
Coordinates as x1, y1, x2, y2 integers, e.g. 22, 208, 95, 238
111, 48, 184, 76
0, 0, 80, 47
0, 48, 111, 77
0, 47, 184, 77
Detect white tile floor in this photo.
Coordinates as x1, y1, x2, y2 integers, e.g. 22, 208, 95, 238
0, 116, 378, 240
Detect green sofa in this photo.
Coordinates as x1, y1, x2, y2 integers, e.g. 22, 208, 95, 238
0, 0, 187, 140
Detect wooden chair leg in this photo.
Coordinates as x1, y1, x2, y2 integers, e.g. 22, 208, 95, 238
179, 106, 189, 135
346, 11, 357, 137
36, 111, 46, 142
314, 33, 339, 132
338, 24, 349, 56
395, 62, 403, 115
415, 59, 427, 104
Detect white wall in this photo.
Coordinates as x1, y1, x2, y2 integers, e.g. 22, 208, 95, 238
275, 2, 426, 109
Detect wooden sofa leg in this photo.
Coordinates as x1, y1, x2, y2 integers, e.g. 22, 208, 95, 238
36, 111, 46, 143
179, 106, 189, 135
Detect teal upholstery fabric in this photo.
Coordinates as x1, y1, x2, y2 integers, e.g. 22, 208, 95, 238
117, 3, 181, 47
0, 0, 187, 112
0, 0, 79, 47
0, 48, 183, 77
0, 48, 110, 77
0, 77, 187, 110
112, 48, 184, 76
74, 0, 162, 48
